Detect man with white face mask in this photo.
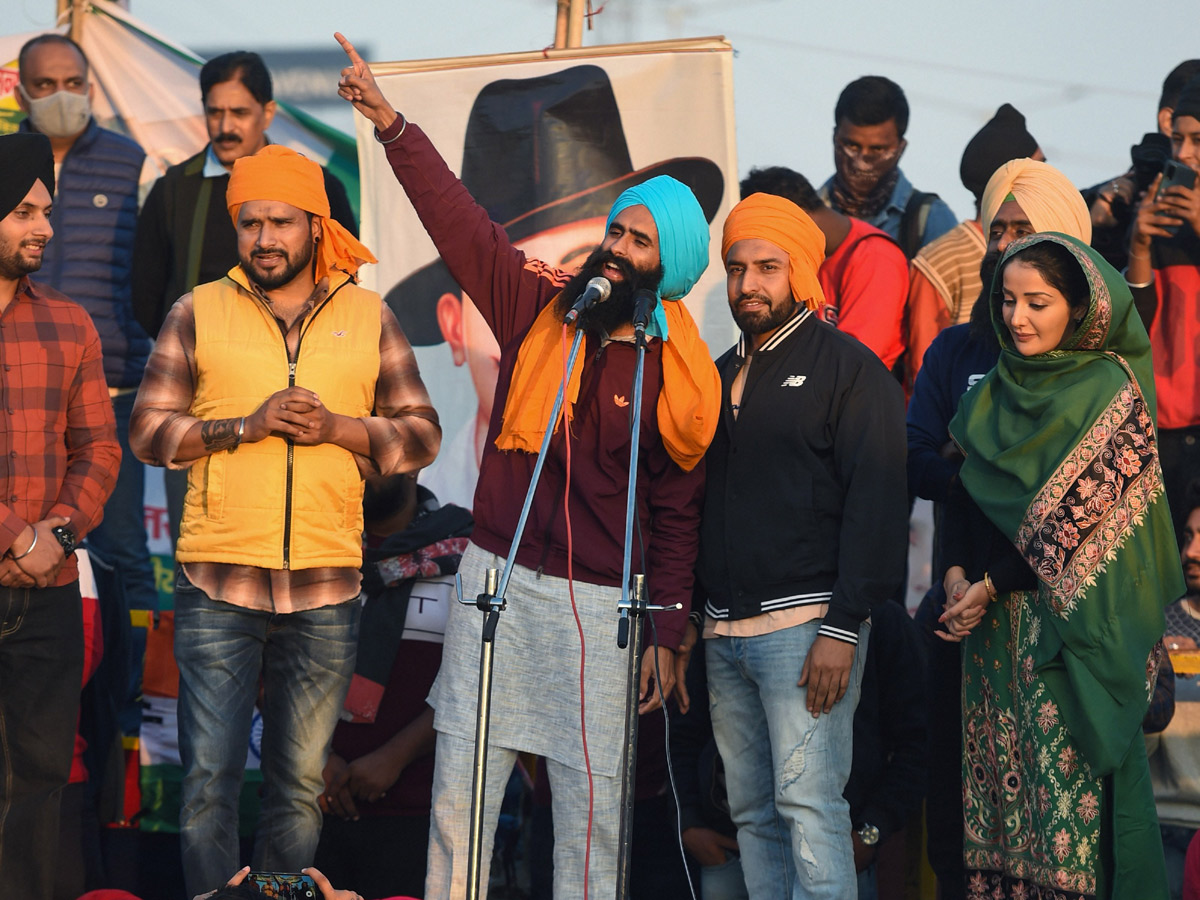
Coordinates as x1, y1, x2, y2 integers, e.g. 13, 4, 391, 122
16, 33, 159, 821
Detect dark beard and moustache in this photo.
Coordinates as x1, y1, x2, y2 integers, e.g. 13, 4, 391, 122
968, 249, 1002, 347
0, 240, 46, 280
239, 234, 316, 291
555, 246, 664, 334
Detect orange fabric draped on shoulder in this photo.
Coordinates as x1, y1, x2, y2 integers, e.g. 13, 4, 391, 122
495, 297, 719, 472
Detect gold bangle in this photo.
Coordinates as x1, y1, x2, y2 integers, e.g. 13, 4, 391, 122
983, 572, 998, 602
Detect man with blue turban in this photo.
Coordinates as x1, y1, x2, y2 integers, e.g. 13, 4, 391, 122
337, 34, 721, 900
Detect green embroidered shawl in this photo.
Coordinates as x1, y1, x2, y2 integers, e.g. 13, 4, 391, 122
949, 232, 1181, 897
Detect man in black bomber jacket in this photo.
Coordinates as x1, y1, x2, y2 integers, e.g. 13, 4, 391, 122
696, 192, 908, 899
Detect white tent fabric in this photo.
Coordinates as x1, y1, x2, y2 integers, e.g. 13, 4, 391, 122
0, 1, 354, 180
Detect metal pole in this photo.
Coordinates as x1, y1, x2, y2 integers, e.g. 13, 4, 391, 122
615, 574, 646, 899
460, 323, 588, 898
465, 566, 501, 900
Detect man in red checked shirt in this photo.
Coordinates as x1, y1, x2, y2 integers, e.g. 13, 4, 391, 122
0, 131, 120, 900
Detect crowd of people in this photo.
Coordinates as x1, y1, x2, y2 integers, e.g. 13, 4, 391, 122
2, 23, 1200, 900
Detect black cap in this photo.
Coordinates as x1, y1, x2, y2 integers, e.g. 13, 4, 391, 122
960, 104, 1038, 203
0, 132, 55, 218
1173, 75, 1200, 124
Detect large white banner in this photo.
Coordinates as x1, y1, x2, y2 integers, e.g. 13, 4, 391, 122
355, 38, 738, 510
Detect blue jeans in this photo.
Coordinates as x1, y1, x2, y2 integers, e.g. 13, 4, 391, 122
701, 851, 750, 900
173, 572, 359, 897
697, 852, 877, 900
706, 620, 868, 900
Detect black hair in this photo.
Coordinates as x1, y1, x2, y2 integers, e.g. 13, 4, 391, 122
201, 51, 273, 105
999, 240, 1090, 320
834, 75, 909, 136
739, 166, 822, 212
18, 34, 89, 80
1160, 60, 1200, 111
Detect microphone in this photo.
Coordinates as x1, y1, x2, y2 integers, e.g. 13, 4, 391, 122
563, 276, 612, 325
632, 289, 658, 335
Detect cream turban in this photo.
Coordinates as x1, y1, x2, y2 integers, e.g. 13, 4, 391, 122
980, 158, 1092, 244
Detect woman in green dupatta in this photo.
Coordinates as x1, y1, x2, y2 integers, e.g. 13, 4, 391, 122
938, 231, 1181, 899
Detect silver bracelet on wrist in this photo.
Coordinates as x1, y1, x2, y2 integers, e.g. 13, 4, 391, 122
236, 416, 246, 447
10, 530, 37, 561
1122, 266, 1154, 289
374, 113, 407, 145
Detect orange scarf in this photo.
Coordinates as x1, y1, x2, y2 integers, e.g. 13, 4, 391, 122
226, 145, 377, 280
495, 297, 719, 472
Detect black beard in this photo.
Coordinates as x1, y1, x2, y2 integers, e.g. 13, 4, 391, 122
555, 247, 664, 334
0, 244, 45, 280
239, 236, 315, 291
969, 250, 1001, 344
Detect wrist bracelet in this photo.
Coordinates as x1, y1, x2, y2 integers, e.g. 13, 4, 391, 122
236, 416, 246, 447
10, 530, 37, 561
983, 571, 998, 602
1123, 267, 1154, 289
374, 113, 407, 144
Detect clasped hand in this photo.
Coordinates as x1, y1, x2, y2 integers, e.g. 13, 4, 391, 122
936, 567, 989, 643
246, 386, 336, 446
1, 516, 70, 589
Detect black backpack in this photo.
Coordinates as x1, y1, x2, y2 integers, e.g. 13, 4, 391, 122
898, 190, 941, 261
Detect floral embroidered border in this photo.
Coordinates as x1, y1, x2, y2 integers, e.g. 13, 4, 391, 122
1015, 379, 1162, 619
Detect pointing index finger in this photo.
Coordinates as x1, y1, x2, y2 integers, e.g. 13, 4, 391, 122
334, 32, 365, 67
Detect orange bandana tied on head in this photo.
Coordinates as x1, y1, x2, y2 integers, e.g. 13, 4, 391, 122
721, 193, 826, 311
226, 145, 376, 280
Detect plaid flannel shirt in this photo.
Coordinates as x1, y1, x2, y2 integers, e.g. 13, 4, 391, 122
0, 278, 120, 586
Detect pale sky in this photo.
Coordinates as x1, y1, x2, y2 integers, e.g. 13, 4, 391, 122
10, 0, 1199, 220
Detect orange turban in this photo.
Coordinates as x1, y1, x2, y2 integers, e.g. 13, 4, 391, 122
226, 145, 376, 280
720, 193, 826, 311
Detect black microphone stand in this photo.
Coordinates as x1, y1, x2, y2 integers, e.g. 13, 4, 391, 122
615, 294, 679, 900
455, 323, 588, 900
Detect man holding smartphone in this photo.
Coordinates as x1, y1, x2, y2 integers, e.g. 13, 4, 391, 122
1127, 74, 1200, 528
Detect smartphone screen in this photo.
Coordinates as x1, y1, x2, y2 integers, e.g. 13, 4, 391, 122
1157, 160, 1198, 198
245, 872, 318, 900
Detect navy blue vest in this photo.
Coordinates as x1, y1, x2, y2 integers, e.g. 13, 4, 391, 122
30, 119, 152, 389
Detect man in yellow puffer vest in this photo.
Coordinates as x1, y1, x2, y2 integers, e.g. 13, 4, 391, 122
130, 145, 440, 898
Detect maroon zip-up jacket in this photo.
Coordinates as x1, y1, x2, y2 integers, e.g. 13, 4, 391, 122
380, 119, 701, 647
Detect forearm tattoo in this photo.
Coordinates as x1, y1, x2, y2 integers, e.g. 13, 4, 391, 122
201, 417, 242, 452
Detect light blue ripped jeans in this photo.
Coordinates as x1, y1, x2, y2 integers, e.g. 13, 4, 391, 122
706, 620, 868, 900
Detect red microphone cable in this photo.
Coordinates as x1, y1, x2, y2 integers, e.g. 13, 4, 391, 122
560, 320, 594, 900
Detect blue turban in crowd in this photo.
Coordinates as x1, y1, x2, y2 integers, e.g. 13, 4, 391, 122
605, 174, 710, 339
